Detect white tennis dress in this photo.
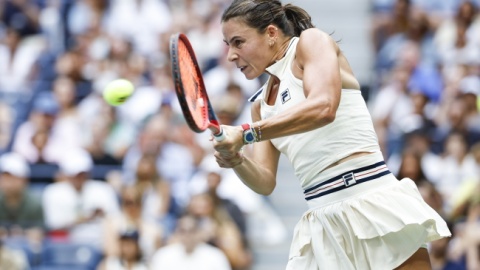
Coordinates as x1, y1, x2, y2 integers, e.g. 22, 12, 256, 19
250, 37, 451, 270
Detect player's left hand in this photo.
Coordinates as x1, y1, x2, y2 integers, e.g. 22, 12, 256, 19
212, 125, 244, 159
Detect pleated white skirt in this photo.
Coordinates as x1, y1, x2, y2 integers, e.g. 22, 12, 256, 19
286, 153, 451, 270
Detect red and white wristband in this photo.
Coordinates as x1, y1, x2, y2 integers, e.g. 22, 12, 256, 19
241, 123, 262, 144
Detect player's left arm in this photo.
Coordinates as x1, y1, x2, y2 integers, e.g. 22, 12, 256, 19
258, 28, 342, 140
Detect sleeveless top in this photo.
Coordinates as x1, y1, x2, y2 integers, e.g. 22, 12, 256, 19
251, 37, 381, 190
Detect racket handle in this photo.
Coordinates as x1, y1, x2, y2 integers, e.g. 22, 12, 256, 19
213, 128, 226, 142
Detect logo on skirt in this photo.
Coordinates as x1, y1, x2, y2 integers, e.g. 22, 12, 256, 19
342, 172, 357, 186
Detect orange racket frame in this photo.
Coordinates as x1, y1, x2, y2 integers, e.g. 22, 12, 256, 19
169, 33, 225, 141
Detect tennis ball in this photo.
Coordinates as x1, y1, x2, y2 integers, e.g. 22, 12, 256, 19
103, 79, 134, 106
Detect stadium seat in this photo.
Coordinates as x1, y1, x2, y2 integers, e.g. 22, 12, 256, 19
90, 164, 122, 181
40, 241, 103, 270
29, 163, 58, 184
33, 266, 90, 270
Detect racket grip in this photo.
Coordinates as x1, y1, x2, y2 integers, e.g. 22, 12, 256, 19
213, 128, 226, 142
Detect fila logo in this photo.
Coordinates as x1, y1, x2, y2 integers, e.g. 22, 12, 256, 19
281, 89, 291, 104
342, 172, 357, 187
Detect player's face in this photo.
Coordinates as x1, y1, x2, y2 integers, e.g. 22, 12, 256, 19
222, 18, 272, 79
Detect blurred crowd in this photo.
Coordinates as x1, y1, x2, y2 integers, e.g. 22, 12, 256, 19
371, 0, 480, 269
0, 0, 479, 269
0, 0, 275, 269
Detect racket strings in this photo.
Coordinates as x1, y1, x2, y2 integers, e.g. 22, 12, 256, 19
177, 40, 209, 129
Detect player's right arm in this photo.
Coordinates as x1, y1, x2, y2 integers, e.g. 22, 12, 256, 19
218, 100, 281, 195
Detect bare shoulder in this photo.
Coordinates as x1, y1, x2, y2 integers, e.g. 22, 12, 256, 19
297, 28, 340, 57
296, 29, 360, 89
297, 28, 338, 52
295, 28, 339, 70
298, 28, 329, 40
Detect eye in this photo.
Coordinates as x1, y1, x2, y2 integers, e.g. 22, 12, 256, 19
234, 40, 243, 48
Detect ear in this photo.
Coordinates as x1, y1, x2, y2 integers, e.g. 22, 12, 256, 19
265, 25, 279, 39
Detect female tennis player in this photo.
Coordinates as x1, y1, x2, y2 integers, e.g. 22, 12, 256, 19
212, 0, 451, 269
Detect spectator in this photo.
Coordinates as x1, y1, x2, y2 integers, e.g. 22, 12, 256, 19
204, 167, 247, 239
371, 0, 412, 52
375, 7, 443, 100
213, 90, 247, 126
189, 155, 287, 247
0, 152, 44, 241
448, 143, 480, 221
417, 180, 446, 217
54, 49, 92, 99
42, 148, 120, 248
435, 1, 480, 68
150, 213, 231, 270
30, 128, 50, 164
188, 157, 247, 238
0, 0, 41, 37
0, 27, 44, 93
103, 185, 163, 261
97, 229, 149, 270
395, 147, 430, 184
170, 119, 207, 167
458, 75, 480, 131
187, 13, 224, 72
51, 76, 85, 147
186, 193, 252, 270
105, 0, 172, 56
435, 92, 480, 152
388, 128, 443, 183
371, 63, 414, 157
83, 104, 125, 165
122, 114, 195, 208
133, 153, 172, 225
436, 132, 478, 213
38, 0, 65, 54
67, 0, 110, 37
12, 91, 62, 164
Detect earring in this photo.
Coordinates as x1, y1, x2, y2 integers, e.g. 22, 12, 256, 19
269, 40, 274, 47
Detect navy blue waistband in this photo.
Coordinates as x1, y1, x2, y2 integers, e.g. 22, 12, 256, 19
304, 161, 391, 201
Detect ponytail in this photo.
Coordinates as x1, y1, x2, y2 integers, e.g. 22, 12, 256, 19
283, 4, 315, 36
222, 0, 315, 37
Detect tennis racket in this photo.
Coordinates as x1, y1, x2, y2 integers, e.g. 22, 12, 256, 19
169, 33, 225, 141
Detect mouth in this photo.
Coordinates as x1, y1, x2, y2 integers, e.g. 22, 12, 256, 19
238, 65, 247, 72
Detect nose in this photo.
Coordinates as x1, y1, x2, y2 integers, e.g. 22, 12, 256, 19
226, 47, 237, 62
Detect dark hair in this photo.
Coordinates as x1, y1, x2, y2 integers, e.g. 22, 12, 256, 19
118, 229, 143, 261
221, 0, 314, 37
